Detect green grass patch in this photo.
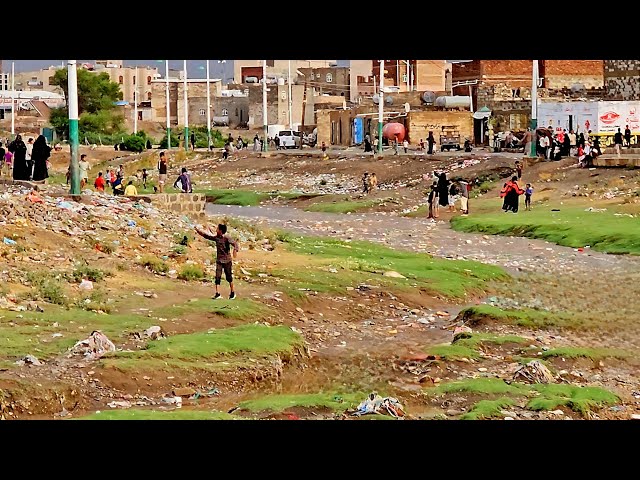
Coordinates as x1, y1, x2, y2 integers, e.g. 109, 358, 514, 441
428, 377, 621, 417
198, 188, 270, 206
458, 304, 571, 329
177, 264, 205, 281
451, 206, 640, 255
238, 392, 364, 413
279, 235, 507, 298
430, 377, 528, 396
138, 255, 169, 274
0, 306, 159, 363
461, 397, 516, 420
304, 199, 380, 214
527, 384, 619, 415
156, 298, 271, 320
77, 409, 237, 420
453, 332, 530, 349
426, 344, 480, 361
540, 347, 630, 361
114, 324, 304, 362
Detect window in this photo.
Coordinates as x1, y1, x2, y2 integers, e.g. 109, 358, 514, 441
402, 74, 408, 83
316, 73, 321, 79
222, 108, 228, 116
119, 76, 124, 84
199, 109, 206, 116
147, 92, 152, 101
147, 76, 152, 85
133, 76, 136, 85
509, 114, 526, 130
326, 73, 333, 83
235, 108, 238, 116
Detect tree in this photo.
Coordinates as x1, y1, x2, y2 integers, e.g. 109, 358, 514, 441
49, 67, 124, 138
51, 68, 122, 115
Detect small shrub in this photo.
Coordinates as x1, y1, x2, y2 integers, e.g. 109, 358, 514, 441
178, 264, 205, 281
88, 238, 116, 254
174, 232, 194, 246
139, 255, 169, 274
71, 265, 111, 283
37, 278, 68, 306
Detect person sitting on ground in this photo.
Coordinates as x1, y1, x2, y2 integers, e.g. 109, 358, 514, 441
26, 185, 44, 204
94, 171, 106, 192
124, 180, 138, 196
362, 172, 369, 194
173, 167, 193, 193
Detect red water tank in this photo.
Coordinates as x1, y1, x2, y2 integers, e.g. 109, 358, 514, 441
382, 122, 406, 142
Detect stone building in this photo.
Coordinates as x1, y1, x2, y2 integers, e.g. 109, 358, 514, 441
604, 60, 640, 100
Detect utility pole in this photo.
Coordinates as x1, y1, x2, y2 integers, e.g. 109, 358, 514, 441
262, 60, 268, 151
183, 60, 189, 151
287, 60, 293, 130
67, 60, 80, 195
206, 59, 212, 151
406, 60, 410, 92
133, 67, 138, 134
11, 61, 15, 139
377, 60, 384, 154
165, 60, 171, 149
529, 60, 538, 158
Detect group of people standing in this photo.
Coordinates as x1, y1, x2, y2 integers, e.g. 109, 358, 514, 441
0, 134, 51, 182
426, 171, 470, 219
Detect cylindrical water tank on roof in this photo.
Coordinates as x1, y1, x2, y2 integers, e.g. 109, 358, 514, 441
434, 95, 472, 109
382, 122, 406, 142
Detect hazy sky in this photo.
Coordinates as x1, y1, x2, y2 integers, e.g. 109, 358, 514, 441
2, 60, 350, 81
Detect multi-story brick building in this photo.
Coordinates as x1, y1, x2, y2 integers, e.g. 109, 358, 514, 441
604, 60, 640, 100
297, 66, 349, 100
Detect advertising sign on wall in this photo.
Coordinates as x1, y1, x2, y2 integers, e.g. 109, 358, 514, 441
538, 101, 640, 135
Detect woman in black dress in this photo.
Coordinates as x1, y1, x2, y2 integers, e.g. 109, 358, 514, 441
8, 134, 28, 181
31, 135, 52, 181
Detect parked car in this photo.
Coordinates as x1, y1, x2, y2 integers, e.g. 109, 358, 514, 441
277, 130, 301, 149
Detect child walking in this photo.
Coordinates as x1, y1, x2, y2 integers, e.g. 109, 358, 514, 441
525, 183, 533, 211
195, 223, 240, 299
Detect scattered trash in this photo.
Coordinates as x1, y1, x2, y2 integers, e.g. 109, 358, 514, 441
352, 392, 405, 418
79, 279, 94, 290
513, 360, 555, 384
15, 354, 43, 366
127, 220, 137, 227
3, 237, 17, 245
108, 401, 132, 409
162, 396, 183, 407
69, 330, 116, 359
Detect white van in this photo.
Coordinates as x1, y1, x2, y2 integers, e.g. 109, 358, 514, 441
277, 130, 301, 149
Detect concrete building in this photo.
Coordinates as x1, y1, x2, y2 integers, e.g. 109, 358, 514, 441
93, 61, 161, 105
349, 60, 374, 104
604, 60, 640, 100
233, 60, 336, 84
372, 60, 450, 93
151, 77, 223, 127
297, 66, 350, 100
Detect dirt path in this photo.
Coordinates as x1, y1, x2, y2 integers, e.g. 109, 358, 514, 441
206, 204, 640, 276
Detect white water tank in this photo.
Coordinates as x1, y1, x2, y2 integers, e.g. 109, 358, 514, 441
435, 95, 472, 109
277, 77, 285, 85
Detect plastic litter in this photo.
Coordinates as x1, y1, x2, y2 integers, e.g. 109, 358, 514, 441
3, 237, 17, 245
79, 279, 94, 290
127, 220, 137, 227
352, 392, 405, 418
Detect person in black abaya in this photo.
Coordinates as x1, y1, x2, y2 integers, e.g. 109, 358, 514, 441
31, 135, 52, 182
8, 134, 28, 181
437, 172, 450, 208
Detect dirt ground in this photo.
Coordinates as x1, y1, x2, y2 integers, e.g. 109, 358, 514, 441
1, 144, 639, 421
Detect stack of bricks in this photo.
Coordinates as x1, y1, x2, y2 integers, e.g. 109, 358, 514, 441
604, 60, 640, 100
